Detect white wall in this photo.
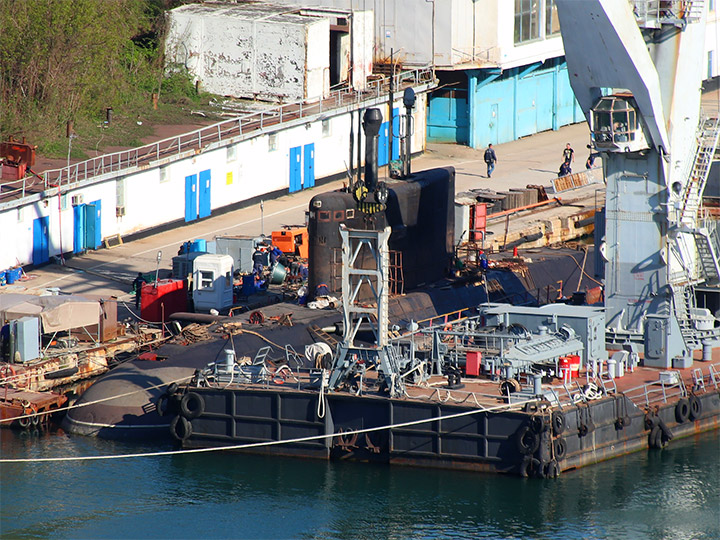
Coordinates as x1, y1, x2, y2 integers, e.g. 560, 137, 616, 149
166, 4, 329, 102
0, 94, 429, 269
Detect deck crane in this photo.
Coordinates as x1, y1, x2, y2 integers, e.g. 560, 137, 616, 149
556, 0, 720, 368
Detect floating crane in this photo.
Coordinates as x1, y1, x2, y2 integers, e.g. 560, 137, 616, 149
556, 0, 720, 367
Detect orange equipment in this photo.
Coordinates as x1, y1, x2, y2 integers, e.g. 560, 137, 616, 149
0, 137, 36, 181
271, 226, 309, 259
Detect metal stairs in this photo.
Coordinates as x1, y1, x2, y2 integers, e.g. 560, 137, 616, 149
693, 228, 720, 285
632, 1, 705, 28
671, 283, 702, 349
680, 117, 720, 226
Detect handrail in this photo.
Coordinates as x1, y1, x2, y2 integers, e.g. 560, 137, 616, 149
13, 67, 435, 192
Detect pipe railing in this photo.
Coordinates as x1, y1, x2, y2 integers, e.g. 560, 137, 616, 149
14, 66, 435, 192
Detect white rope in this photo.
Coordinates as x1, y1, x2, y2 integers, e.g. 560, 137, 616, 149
0, 397, 537, 464
0, 375, 193, 424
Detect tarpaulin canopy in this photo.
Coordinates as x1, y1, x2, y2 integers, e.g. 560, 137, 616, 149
0, 293, 100, 333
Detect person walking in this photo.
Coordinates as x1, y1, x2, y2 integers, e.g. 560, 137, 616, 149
484, 144, 497, 178
562, 143, 574, 173
132, 272, 146, 310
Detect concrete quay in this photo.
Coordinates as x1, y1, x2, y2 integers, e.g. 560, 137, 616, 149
5, 122, 602, 304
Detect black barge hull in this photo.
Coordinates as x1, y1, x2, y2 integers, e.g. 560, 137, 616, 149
175, 384, 720, 476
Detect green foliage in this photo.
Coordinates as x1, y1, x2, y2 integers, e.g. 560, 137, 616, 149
0, 0, 205, 154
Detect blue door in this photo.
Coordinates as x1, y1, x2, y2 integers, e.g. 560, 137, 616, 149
85, 200, 101, 250
32, 216, 50, 264
379, 119, 393, 166
185, 174, 197, 222
289, 146, 302, 193
303, 144, 315, 189
199, 169, 211, 219
73, 205, 85, 254
391, 107, 400, 161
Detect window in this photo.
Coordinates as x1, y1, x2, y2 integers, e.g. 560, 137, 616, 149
61, 194, 68, 211
268, 133, 278, 152
322, 119, 331, 137
709, 50, 715, 80
116, 178, 125, 208
515, 0, 540, 44
226, 145, 237, 162
545, 0, 560, 36
200, 271, 214, 289
160, 166, 170, 183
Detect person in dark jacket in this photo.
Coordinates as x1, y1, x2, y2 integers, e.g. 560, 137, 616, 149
484, 144, 497, 178
132, 272, 146, 309
252, 247, 266, 275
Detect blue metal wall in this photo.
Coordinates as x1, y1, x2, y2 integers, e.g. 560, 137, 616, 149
428, 58, 584, 149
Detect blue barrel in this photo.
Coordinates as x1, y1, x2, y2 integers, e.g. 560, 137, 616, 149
241, 274, 255, 296
6, 267, 21, 284
190, 239, 207, 253
0, 270, 6, 286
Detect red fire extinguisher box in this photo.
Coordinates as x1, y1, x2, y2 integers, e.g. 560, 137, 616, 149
465, 351, 482, 377
141, 279, 187, 322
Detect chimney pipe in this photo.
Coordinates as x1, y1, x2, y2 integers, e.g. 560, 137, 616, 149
363, 108, 382, 193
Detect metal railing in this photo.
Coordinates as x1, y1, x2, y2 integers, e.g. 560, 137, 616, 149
13, 67, 435, 192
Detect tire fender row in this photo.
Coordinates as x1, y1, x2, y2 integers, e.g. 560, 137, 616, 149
155, 383, 205, 442
516, 409, 566, 479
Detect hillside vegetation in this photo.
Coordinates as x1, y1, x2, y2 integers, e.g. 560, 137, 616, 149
0, 0, 207, 160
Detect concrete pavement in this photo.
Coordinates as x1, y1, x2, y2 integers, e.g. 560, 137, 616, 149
6, 121, 602, 302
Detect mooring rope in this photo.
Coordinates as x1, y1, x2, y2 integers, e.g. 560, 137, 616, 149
0, 398, 535, 464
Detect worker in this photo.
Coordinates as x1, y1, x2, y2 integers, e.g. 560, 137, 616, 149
562, 143, 574, 173
483, 144, 497, 178
0, 320, 9, 362
252, 246, 265, 275
269, 244, 283, 266
132, 272, 146, 310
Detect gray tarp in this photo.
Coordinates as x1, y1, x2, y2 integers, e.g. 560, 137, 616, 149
0, 293, 100, 333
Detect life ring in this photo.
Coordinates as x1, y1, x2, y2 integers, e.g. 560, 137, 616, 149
180, 392, 205, 419
170, 415, 192, 441
675, 398, 690, 423
551, 411, 566, 435
515, 425, 540, 455
0, 364, 16, 384
553, 437, 567, 460
544, 460, 561, 479
689, 395, 702, 421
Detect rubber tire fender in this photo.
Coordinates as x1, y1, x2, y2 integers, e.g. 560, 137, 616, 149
553, 437, 567, 460
675, 398, 690, 423
544, 460, 561, 479
156, 395, 170, 417
170, 415, 192, 441
180, 392, 205, 419
551, 410, 566, 436
516, 425, 540, 455
519, 455, 532, 478
649, 425, 663, 449
578, 423, 588, 437
689, 395, 702, 421
165, 382, 178, 396
530, 414, 549, 434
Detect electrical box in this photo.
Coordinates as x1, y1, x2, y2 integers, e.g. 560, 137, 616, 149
192, 254, 234, 312
11, 316, 40, 363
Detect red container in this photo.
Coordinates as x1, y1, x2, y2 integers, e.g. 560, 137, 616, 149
465, 350, 482, 377
559, 354, 581, 378
141, 279, 187, 322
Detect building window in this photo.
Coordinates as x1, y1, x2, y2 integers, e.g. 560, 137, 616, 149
515, 0, 540, 44
160, 166, 170, 183
226, 145, 237, 162
709, 50, 715, 80
61, 194, 68, 211
116, 178, 125, 208
17, 207, 23, 222
545, 0, 560, 36
268, 133, 278, 152
322, 119, 331, 137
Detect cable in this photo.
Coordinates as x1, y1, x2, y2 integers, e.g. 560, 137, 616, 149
0, 375, 193, 424
563, 253, 603, 286
0, 397, 536, 464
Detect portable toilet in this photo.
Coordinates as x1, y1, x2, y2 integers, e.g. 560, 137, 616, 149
192, 254, 234, 312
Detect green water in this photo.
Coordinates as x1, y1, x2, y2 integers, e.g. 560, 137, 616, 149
0, 429, 718, 539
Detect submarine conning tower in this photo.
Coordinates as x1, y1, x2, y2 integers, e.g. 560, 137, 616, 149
307, 106, 455, 300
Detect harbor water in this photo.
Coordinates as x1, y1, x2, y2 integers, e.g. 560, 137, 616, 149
1, 429, 718, 539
